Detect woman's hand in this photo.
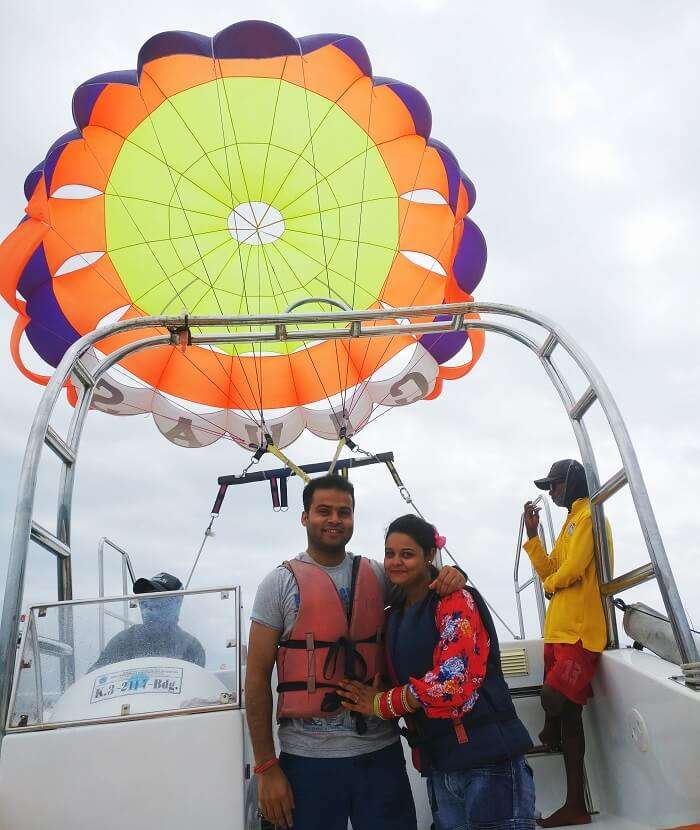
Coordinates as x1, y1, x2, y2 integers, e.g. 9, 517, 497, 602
337, 675, 381, 716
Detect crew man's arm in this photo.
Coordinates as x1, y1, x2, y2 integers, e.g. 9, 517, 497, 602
246, 621, 295, 829
541, 515, 594, 594
522, 501, 557, 580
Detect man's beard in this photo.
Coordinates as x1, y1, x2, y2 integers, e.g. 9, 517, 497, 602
312, 529, 351, 553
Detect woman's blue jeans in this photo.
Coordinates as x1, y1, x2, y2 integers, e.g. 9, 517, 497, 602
427, 756, 536, 830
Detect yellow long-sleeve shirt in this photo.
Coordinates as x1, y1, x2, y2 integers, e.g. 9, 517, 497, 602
523, 497, 612, 653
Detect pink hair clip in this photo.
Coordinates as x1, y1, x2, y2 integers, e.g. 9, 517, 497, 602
434, 530, 447, 549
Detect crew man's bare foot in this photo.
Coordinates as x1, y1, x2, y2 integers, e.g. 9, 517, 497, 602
537, 805, 591, 827
538, 722, 562, 752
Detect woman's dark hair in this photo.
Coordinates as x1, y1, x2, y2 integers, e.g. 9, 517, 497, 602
385, 514, 436, 557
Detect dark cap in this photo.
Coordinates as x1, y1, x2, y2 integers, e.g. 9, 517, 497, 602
534, 459, 583, 490
133, 572, 183, 594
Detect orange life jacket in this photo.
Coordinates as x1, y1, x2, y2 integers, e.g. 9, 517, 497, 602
275, 556, 385, 721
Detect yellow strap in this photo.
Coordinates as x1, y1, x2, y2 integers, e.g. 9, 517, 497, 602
266, 444, 311, 484
327, 436, 347, 476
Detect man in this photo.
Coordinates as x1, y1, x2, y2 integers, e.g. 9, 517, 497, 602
246, 474, 466, 830
91, 572, 205, 671
523, 459, 613, 828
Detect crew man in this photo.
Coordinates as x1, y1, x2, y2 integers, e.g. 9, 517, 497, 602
524, 459, 613, 828
91, 572, 205, 671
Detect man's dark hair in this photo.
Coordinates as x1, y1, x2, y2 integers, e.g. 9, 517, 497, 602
386, 514, 437, 557
302, 474, 355, 512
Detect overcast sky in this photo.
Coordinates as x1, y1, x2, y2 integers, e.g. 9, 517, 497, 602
1, 1, 698, 649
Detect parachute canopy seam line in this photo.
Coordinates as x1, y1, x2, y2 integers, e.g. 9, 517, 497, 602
343, 220, 455, 419
261, 239, 346, 424
250, 59, 289, 236
80, 127, 209, 329
251, 58, 289, 410
382, 456, 520, 641
216, 65, 270, 423
139, 66, 237, 204
137, 89, 224, 320
342, 82, 376, 425
113, 133, 236, 214
212, 59, 265, 424
120, 124, 238, 212
299, 57, 344, 425
342, 141, 435, 418
130, 232, 238, 310
256, 228, 304, 415
245, 69, 369, 221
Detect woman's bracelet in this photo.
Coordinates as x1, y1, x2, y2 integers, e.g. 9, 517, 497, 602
373, 685, 416, 720
253, 757, 279, 775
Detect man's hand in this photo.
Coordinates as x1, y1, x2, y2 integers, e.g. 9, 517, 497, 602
524, 501, 541, 539
429, 564, 466, 596
258, 765, 295, 829
338, 673, 383, 716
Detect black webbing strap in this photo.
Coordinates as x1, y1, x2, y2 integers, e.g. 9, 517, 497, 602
277, 681, 337, 693
278, 632, 380, 651
211, 483, 228, 515
280, 476, 288, 509
269, 477, 280, 510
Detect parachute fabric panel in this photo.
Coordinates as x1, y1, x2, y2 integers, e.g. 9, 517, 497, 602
0, 20, 487, 450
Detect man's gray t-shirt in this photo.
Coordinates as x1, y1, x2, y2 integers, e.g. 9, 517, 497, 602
250, 551, 398, 758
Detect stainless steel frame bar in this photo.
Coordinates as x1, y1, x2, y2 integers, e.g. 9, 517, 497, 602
1, 302, 696, 744
97, 537, 136, 651
591, 468, 628, 506
600, 563, 656, 596
514, 495, 553, 639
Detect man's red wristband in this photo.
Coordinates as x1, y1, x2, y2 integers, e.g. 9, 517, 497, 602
253, 758, 279, 775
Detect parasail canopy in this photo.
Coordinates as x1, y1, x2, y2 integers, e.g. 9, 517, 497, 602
0, 20, 487, 450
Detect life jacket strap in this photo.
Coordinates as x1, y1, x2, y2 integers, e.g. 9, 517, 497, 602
452, 716, 468, 744
306, 632, 315, 694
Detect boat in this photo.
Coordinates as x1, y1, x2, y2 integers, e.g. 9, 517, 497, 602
0, 301, 698, 829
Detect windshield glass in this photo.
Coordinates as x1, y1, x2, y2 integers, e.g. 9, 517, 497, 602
8, 587, 241, 729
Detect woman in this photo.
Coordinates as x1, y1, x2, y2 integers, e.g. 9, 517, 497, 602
338, 514, 536, 830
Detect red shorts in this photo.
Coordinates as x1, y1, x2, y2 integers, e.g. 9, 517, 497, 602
543, 641, 600, 705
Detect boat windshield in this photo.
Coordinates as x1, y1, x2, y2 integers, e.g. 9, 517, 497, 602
7, 587, 241, 730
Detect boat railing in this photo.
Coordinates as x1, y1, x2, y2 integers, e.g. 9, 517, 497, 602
514, 495, 553, 640
2, 302, 698, 746
97, 537, 136, 652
